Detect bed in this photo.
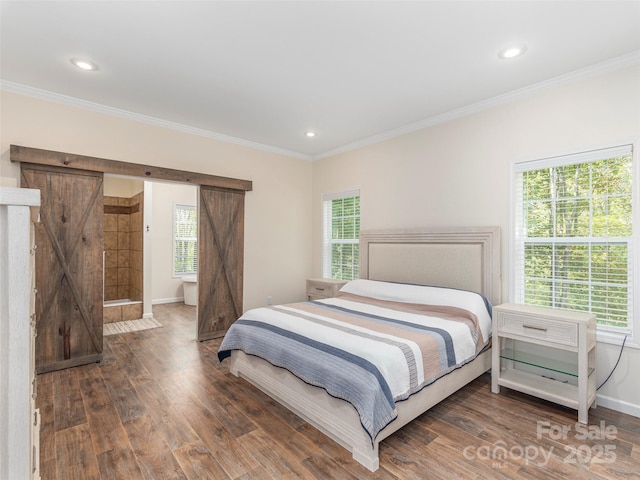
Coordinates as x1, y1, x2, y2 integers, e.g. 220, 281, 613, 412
218, 226, 501, 471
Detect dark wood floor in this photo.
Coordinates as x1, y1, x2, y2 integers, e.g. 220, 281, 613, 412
37, 302, 640, 479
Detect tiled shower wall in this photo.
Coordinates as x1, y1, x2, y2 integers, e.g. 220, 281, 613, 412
104, 192, 143, 301
129, 191, 144, 301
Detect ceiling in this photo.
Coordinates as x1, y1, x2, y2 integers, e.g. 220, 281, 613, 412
1, 1, 640, 160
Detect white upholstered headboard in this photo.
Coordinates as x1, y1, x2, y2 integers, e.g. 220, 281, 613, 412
359, 226, 501, 306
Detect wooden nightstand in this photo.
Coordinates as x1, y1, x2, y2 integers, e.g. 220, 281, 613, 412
306, 278, 348, 301
491, 303, 597, 424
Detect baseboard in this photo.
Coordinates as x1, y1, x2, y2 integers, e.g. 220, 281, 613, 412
152, 297, 184, 305
596, 393, 640, 418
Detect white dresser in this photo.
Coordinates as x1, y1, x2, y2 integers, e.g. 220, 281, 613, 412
0, 187, 41, 480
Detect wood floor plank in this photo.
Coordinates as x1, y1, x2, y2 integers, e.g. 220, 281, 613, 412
515, 458, 606, 480
465, 385, 637, 475
300, 449, 364, 480
172, 367, 257, 438
172, 441, 232, 480
237, 428, 313, 479
586, 450, 640, 480
375, 426, 440, 479
419, 416, 523, 479
40, 457, 57, 480
297, 423, 397, 480
35, 303, 640, 480
423, 435, 518, 480
76, 365, 131, 455
129, 375, 200, 450
99, 339, 117, 367
52, 368, 86, 431
96, 444, 145, 480
100, 359, 149, 423
222, 376, 322, 461
108, 337, 153, 381
379, 444, 449, 480
235, 466, 280, 480
427, 400, 488, 437
36, 370, 57, 466
55, 424, 101, 480
163, 387, 260, 479
123, 414, 188, 480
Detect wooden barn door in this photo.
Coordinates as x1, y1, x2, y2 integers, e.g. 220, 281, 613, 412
198, 186, 245, 341
21, 164, 104, 373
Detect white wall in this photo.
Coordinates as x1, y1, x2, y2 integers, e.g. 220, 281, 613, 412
150, 181, 198, 303
0, 90, 313, 311
104, 176, 143, 197
312, 64, 640, 417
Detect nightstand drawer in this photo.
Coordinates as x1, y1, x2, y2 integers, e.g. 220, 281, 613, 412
307, 280, 332, 297
497, 312, 578, 347
306, 278, 348, 300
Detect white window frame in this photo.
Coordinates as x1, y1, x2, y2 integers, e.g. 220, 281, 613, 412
173, 203, 198, 277
510, 142, 639, 347
322, 189, 361, 281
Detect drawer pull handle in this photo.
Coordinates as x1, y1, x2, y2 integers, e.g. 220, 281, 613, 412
315, 287, 325, 291
523, 324, 547, 332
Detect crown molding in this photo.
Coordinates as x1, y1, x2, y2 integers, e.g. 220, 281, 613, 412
3, 50, 639, 163
313, 50, 640, 161
0, 80, 313, 161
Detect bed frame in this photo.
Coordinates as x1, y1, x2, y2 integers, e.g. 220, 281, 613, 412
229, 226, 501, 471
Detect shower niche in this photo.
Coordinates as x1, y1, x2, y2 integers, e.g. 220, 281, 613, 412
103, 177, 144, 322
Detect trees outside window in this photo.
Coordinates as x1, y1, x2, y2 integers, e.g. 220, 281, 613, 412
514, 145, 634, 334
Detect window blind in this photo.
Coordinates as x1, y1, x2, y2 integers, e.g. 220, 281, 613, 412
322, 190, 360, 281
174, 204, 198, 275
513, 145, 634, 332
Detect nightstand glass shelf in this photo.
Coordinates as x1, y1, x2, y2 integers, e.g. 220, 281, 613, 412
499, 348, 595, 378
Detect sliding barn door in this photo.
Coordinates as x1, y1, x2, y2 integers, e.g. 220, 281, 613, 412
21, 165, 104, 373
198, 186, 245, 341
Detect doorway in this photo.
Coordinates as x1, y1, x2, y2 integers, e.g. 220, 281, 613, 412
103, 176, 145, 323
103, 175, 200, 325
14, 144, 251, 372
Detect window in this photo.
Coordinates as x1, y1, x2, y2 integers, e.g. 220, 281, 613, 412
173, 204, 198, 276
513, 145, 636, 337
323, 190, 360, 281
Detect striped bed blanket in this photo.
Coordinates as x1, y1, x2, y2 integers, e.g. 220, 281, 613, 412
218, 279, 492, 442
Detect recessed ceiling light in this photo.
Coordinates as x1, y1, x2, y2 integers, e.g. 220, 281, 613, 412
70, 57, 99, 71
498, 44, 527, 59
305, 131, 316, 138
